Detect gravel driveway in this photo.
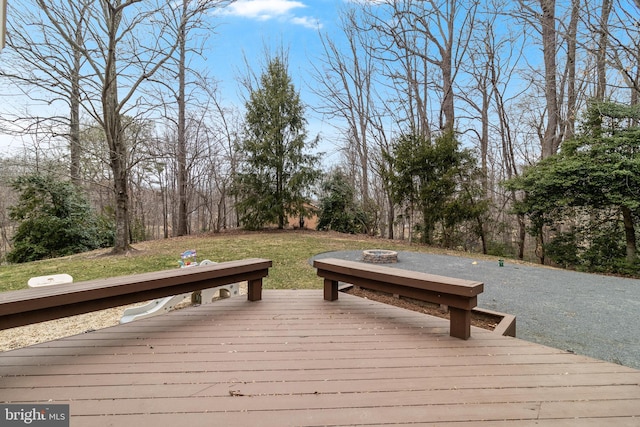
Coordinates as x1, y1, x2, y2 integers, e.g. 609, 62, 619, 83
312, 250, 640, 370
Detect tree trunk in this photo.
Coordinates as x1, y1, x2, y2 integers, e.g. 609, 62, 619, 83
621, 206, 637, 263
176, 0, 189, 236
104, 2, 130, 254
479, 77, 490, 194
476, 215, 487, 254
109, 128, 130, 253
632, 44, 639, 113
517, 212, 526, 260
596, 0, 612, 100
536, 228, 545, 265
564, 0, 579, 141
69, 19, 83, 186
540, 0, 560, 158
387, 192, 394, 240
441, 11, 456, 133
422, 206, 433, 245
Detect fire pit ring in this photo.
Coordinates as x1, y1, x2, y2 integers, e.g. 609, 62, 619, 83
362, 249, 398, 264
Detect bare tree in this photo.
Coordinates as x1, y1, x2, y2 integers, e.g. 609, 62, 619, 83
539, 0, 562, 158
360, 0, 478, 134
459, 2, 530, 254
6, 0, 230, 252
516, 0, 587, 158
206, 95, 242, 232
588, 0, 640, 103
460, 13, 497, 194
595, 0, 612, 100
35, 0, 189, 253
154, 0, 232, 236
0, 0, 90, 185
563, 0, 580, 140
311, 7, 377, 217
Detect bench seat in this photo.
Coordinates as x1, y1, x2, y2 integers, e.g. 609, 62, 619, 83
0, 258, 272, 330
313, 258, 483, 339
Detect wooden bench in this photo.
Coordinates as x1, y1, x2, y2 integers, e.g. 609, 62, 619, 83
0, 258, 272, 330
313, 258, 483, 339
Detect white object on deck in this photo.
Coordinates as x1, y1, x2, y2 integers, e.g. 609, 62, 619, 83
119, 293, 191, 324
27, 274, 73, 288
119, 260, 239, 324
198, 259, 240, 301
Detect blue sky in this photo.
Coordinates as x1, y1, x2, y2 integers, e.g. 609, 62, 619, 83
207, 0, 333, 101
207, 0, 346, 159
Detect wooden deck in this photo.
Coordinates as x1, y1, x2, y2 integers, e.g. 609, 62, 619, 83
1, 289, 639, 426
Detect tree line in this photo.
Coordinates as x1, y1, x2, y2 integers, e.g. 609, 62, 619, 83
0, 0, 639, 276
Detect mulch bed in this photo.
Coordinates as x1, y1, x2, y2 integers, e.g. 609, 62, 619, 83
344, 287, 500, 331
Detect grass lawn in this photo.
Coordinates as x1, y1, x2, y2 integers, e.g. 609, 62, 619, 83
0, 230, 452, 293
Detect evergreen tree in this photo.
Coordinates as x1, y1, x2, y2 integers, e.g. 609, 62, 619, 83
7, 174, 114, 263
317, 171, 368, 234
385, 132, 486, 247
505, 100, 640, 270
234, 57, 321, 230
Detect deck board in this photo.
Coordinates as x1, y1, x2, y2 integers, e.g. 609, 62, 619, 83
1, 289, 639, 426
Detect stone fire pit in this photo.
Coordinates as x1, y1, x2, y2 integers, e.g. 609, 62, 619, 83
362, 249, 398, 264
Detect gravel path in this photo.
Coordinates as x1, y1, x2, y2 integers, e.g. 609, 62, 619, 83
312, 250, 640, 370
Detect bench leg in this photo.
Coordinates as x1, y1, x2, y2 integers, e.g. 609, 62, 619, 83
449, 307, 471, 340
247, 278, 262, 301
324, 278, 339, 301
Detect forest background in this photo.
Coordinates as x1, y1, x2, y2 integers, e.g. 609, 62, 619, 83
0, 0, 639, 276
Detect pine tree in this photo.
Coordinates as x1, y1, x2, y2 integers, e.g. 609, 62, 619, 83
234, 57, 321, 230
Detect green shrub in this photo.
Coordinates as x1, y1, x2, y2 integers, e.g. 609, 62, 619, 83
544, 231, 581, 269
7, 174, 112, 263
486, 241, 516, 258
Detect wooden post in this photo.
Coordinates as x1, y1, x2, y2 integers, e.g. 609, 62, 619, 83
247, 278, 262, 301
449, 307, 471, 340
324, 278, 339, 301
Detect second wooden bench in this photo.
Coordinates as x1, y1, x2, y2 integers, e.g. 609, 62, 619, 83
313, 258, 483, 339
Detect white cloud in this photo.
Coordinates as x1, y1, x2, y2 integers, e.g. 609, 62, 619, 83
224, 0, 306, 20
344, 0, 385, 4
221, 0, 321, 28
291, 16, 323, 29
